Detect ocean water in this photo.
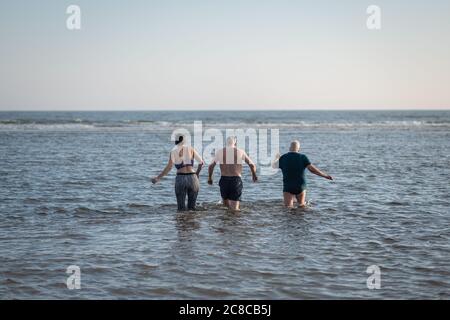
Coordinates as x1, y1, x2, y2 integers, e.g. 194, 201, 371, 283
0, 110, 449, 299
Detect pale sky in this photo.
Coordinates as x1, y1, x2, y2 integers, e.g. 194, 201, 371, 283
0, 0, 449, 110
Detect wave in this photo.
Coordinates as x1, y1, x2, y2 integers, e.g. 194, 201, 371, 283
0, 120, 171, 131
0, 119, 449, 131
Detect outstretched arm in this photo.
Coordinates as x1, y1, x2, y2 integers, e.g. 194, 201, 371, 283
208, 161, 216, 185
152, 155, 173, 184
244, 154, 258, 182
307, 164, 333, 180
272, 153, 281, 169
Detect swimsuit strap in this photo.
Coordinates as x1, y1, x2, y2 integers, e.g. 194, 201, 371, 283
174, 146, 194, 169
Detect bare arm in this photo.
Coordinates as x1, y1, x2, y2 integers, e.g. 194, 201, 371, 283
272, 153, 281, 169
207, 161, 216, 185
196, 162, 204, 177
192, 148, 204, 177
244, 154, 258, 182
307, 164, 333, 180
151, 155, 173, 184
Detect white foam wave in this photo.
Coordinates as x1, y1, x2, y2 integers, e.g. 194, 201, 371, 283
0, 120, 448, 131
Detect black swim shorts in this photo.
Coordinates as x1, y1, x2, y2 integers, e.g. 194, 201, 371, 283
219, 176, 243, 201
283, 184, 306, 195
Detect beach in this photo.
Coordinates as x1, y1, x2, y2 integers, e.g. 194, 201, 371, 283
0, 110, 449, 299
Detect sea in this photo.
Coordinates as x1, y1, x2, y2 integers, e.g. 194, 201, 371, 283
0, 110, 449, 299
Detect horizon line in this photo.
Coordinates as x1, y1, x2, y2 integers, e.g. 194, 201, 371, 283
1, 108, 450, 112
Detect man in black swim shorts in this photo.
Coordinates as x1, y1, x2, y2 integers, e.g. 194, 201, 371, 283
208, 136, 258, 212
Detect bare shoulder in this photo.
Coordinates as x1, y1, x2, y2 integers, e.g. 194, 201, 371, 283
237, 148, 247, 156
216, 147, 226, 155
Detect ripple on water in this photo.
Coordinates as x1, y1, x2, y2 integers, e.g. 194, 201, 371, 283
1, 116, 450, 299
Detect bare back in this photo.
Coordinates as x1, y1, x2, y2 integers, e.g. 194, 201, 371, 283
215, 147, 246, 177
170, 145, 203, 174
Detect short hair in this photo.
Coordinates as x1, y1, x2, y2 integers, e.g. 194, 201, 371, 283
290, 140, 300, 151
226, 136, 237, 146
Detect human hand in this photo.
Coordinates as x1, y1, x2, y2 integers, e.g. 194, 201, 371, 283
151, 177, 160, 184
207, 178, 213, 185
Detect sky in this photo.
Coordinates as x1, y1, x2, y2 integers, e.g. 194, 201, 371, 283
0, 0, 449, 110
